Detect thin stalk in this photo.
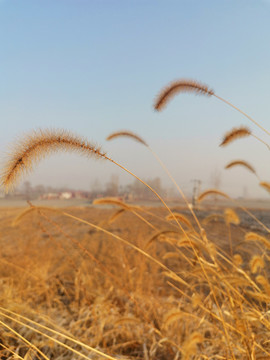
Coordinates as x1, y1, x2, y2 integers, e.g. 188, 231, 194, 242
228, 223, 233, 258
0, 320, 50, 360
251, 133, 270, 151
62, 211, 188, 287
104, 155, 189, 237
0, 311, 116, 360
213, 94, 270, 137
168, 281, 270, 358
148, 146, 203, 233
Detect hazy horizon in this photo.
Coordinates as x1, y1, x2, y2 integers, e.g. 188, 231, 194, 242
1, 0, 270, 199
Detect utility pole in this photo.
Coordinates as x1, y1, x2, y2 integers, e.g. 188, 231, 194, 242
191, 179, 201, 207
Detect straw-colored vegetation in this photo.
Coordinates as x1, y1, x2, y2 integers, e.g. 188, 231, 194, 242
225, 160, 258, 177
1, 78, 270, 359
219, 127, 252, 147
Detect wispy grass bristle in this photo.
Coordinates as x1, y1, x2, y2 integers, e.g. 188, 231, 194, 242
166, 213, 193, 229
12, 206, 60, 226
93, 197, 138, 211
225, 160, 256, 175
106, 130, 148, 147
197, 189, 230, 203
182, 332, 203, 359
250, 255, 265, 274
1, 129, 106, 193
154, 79, 214, 111
233, 254, 243, 266
202, 214, 225, 225
260, 181, 270, 194
220, 126, 251, 147
224, 208, 240, 225
3, 75, 270, 359
245, 232, 270, 249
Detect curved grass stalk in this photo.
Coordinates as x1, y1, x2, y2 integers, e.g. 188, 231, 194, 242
3, 128, 214, 301
225, 160, 260, 180
251, 132, 270, 150
148, 147, 204, 232
198, 188, 270, 233
154, 79, 270, 138
62, 211, 188, 286
129, 208, 157, 230
0, 310, 117, 360
0, 319, 50, 360
13, 206, 61, 227
0, 342, 24, 360
167, 281, 270, 358
25, 207, 165, 329
0, 306, 182, 358
60, 210, 240, 352
105, 155, 189, 235
0, 258, 41, 280
1, 128, 189, 238
213, 94, 270, 138
42, 207, 190, 291
106, 131, 205, 237
94, 198, 157, 230
219, 125, 270, 151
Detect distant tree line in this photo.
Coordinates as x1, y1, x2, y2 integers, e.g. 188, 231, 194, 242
4, 175, 174, 201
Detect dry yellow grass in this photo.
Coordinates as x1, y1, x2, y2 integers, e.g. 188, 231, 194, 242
260, 181, 270, 194
220, 126, 251, 146
106, 130, 148, 147
1, 77, 270, 359
225, 160, 257, 175
250, 255, 265, 274
0, 204, 270, 359
224, 208, 240, 225
197, 188, 230, 203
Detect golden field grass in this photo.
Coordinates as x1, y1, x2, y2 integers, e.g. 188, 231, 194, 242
1, 203, 270, 360
1, 79, 270, 359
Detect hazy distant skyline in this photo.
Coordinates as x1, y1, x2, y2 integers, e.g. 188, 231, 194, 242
1, 1, 270, 198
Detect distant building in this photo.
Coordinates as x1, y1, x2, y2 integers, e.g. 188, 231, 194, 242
41, 192, 60, 200
60, 192, 73, 200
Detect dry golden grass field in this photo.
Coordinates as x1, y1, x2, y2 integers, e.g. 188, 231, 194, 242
2, 79, 270, 359
1, 202, 270, 360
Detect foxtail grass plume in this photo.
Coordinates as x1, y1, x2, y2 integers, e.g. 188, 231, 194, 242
250, 255, 265, 274
166, 212, 193, 229
12, 206, 60, 227
145, 230, 182, 249
233, 254, 243, 266
225, 160, 256, 175
182, 332, 203, 359
245, 232, 270, 249
197, 189, 230, 203
154, 79, 214, 111
0, 128, 187, 234
1, 129, 106, 192
154, 77, 270, 138
256, 275, 270, 296
224, 208, 240, 225
260, 181, 270, 194
162, 310, 190, 330
202, 214, 225, 225
106, 130, 148, 147
220, 126, 251, 147
93, 197, 135, 210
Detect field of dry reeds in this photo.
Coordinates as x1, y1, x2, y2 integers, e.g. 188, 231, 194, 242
1, 79, 270, 359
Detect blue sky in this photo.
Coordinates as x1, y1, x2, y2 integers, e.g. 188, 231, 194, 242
1, 0, 270, 197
